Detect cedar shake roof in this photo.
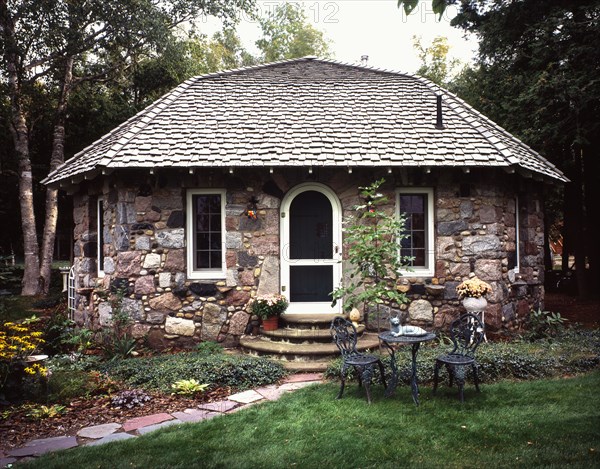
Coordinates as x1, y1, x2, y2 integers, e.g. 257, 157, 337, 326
43, 57, 567, 186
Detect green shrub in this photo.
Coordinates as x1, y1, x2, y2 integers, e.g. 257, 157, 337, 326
195, 341, 224, 356
47, 370, 116, 403
325, 329, 600, 384
523, 309, 568, 341
100, 352, 287, 393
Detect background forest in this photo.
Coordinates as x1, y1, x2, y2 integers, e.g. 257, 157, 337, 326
1, 0, 598, 300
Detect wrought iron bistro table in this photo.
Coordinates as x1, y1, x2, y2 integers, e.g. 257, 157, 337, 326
378, 331, 437, 405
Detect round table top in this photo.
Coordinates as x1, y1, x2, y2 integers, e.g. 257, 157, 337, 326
378, 331, 436, 344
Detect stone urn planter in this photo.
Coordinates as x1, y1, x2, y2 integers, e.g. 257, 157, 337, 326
461, 296, 488, 312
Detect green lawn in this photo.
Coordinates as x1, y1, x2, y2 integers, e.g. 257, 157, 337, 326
25, 371, 600, 469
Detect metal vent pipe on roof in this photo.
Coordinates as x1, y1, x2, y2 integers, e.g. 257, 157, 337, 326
435, 94, 444, 129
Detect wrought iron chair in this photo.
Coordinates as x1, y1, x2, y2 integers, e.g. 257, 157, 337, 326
433, 313, 484, 402
330, 317, 387, 404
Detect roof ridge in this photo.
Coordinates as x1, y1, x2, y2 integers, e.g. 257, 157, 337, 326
188, 56, 415, 81
42, 77, 198, 184
97, 78, 197, 167
446, 90, 569, 182
421, 79, 567, 181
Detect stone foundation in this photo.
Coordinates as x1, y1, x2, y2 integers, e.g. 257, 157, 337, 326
70, 167, 545, 348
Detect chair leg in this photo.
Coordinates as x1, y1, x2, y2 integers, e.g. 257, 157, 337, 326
337, 363, 348, 400
360, 365, 375, 404
472, 363, 481, 392
446, 364, 454, 388
455, 365, 467, 402
377, 360, 387, 389
433, 360, 441, 394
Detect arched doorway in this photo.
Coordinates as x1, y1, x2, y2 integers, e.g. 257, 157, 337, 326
280, 183, 342, 314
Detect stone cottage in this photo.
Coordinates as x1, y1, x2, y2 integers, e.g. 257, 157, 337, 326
43, 57, 567, 351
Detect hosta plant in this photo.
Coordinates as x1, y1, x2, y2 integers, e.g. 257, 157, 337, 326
171, 379, 210, 396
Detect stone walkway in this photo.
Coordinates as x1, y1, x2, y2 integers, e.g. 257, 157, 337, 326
0, 373, 324, 467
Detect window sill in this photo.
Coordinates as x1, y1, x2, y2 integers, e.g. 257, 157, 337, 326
187, 271, 227, 280
399, 268, 435, 278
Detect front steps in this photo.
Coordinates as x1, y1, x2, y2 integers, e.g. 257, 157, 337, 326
239, 313, 380, 372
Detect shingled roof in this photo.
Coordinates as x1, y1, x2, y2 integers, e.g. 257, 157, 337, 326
43, 57, 567, 186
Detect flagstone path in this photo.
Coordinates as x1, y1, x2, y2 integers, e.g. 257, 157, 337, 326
0, 373, 323, 467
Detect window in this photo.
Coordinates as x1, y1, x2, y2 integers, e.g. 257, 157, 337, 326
510, 195, 527, 274
97, 197, 105, 277
397, 188, 435, 277
186, 190, 226, 279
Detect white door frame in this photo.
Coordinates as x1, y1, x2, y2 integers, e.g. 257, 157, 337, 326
280, 183, 342, 314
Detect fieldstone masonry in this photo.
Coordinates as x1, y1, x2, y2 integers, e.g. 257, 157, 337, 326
70, 168, 545, 347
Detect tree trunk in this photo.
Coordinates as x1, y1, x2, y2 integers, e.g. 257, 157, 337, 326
583, 144, 599, 298
39, 57, 74, 294
1, 3, 40, 295
570, 146, 588, 298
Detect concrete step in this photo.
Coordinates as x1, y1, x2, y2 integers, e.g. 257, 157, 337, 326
282, 361, 331, 373
240, 333, 380, 360
261, 324, 365, 342
280, 313, 347, 328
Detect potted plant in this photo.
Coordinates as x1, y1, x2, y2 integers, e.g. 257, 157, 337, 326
249, 294, 288, 331
456, 275, 493, 312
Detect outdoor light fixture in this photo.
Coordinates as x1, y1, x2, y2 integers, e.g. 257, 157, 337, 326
245, 196, 259, 219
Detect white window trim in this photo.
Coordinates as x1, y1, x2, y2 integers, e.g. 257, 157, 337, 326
514, 195, 521, 274
396, 187, 435, 277
186, 189, 227, 280
97, 197, 105, 278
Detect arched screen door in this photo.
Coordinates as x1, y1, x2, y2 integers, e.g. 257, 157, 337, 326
281, 185, 342, 314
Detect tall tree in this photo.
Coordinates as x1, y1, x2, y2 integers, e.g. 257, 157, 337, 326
256, 3, 331, 62
400, 0, 600, 299
0, 0, 252, 295
413, 35, 461, 86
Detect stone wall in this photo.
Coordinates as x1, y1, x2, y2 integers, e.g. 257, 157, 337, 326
70, 167, 545, 347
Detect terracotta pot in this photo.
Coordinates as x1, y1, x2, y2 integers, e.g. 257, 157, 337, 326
462, 296, 488, 312
261, 316, 279, 331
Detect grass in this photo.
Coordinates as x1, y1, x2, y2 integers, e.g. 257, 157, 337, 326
24, 371, 600, 469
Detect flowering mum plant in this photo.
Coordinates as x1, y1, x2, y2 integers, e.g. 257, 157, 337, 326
249, 294, 289, 319
0, 318, 47, 385
456, 277, 492, 299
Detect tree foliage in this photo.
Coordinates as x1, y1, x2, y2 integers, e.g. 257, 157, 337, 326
401, 0, 600, 298
256, 3, 331, 62
331, 179, 411, 319
413, 35, 462, 86
0, 0, 252, 295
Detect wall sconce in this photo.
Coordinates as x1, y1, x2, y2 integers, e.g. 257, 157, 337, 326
245, 196, 259, 219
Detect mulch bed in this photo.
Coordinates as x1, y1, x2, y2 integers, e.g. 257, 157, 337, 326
0, 386, 231, 452
544, 292, 600, 328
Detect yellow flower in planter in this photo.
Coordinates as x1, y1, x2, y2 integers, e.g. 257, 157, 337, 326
456, 277, 492, 299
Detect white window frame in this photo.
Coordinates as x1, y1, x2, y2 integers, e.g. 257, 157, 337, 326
186, 189, 227, 280
97, 197, 105, 278
396, 188, 435, 277
514, 195, 521, 274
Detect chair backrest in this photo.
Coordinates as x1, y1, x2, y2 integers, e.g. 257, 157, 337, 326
447, 313, 485, 358
330, 317, 359, 357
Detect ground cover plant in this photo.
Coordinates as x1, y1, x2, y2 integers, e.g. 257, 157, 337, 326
325, 328, 600, 385
98, 351, 287, 393
22, 371, 600, 469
